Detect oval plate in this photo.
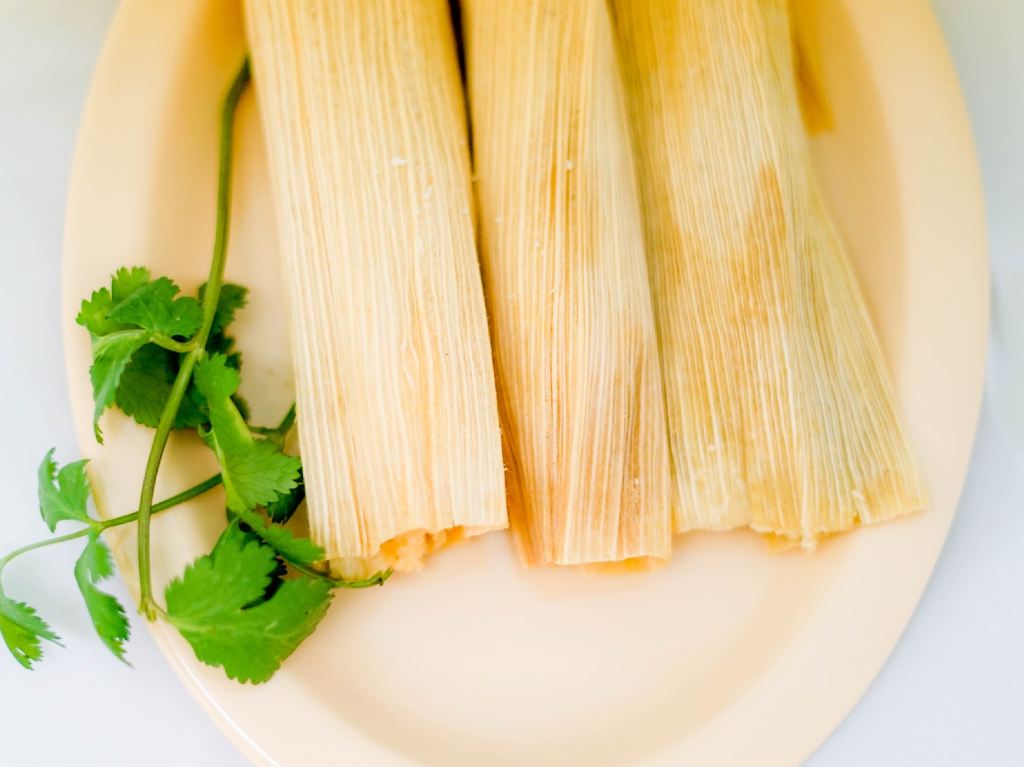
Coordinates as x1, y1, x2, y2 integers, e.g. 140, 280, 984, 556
62, 0, 987, 765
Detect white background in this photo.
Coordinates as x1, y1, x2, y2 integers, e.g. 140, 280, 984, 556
1, 1, 1021, 765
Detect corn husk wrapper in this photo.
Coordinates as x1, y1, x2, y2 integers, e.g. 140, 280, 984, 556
611, 0, 926, 544
463, 0, 672, 566
244, 0, 506, 577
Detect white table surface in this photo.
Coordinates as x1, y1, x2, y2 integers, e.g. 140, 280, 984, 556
1, 1, 1021, 765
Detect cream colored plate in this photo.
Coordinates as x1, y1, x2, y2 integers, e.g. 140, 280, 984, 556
62, 1, 988, 765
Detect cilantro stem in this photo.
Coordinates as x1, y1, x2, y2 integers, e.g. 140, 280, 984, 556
273, 403, 296, 435
135, 60, 250, 619
291, 564, 393, 589
251, 402, 296, 444
0, 474, 222, 580
0, 530, 92, 575
199, 59, 251, 338
151, 334, 195, 354
106, 473, 224, 529
135, 366, 198, 617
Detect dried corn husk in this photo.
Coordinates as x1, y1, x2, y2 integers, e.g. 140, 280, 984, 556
463, 0, 672, 566
611, 0, 926, 544
789, 0, 834, 134
244, 0, 506, 577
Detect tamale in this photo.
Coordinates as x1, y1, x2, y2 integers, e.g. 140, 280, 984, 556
462, 0, 672, 566
611, 0, 926, 544
244, 0, 506, 577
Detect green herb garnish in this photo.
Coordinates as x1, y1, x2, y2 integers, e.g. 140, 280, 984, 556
0, 60, 389, 683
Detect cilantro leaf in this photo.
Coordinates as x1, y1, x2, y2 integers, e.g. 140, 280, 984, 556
38, 450, 93, 532
0, 592, 60, 670
112, 343, 242, 434
76, 289, 116, 338
200, 282, 248, 334
200, 282, 247, 374
76, 266, 152, 338
77, 270, 249, 436
110, 266, 153, 302
266, 471, 305, 523
235, 508, 324, 566
89, 329, 151, 439
211, 521, 288, 605
165, 534, 332, 683
76, 268, 198, 438
73, 534, 130, 663
194, 353, 242, 405
115, 344, 207, 430
206, 331, 243, 375
107, 277, 203, 339
195, 355, 300, 512
205, 435, 302, 514
78, 272, 248, 438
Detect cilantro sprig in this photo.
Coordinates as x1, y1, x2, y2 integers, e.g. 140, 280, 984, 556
0, 60, 390, 683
